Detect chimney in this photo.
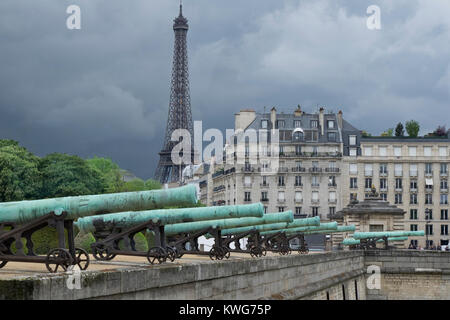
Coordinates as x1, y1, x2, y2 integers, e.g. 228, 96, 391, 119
294, 105, 302, 117
270, 107, 277, 129
337, 110, 343, 129
234, 109, 256, 130
319, 107, 325, 136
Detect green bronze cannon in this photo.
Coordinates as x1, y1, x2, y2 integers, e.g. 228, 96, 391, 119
259, 224, 355, 254
342, 237, 408, 246
350, 230, 425, 250
0, 185, 197, 272
78, 203, 265, 264
166, 211, 294, 260
217, 215, 321, 257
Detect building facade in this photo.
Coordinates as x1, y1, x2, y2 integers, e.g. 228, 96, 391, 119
341, 136, 450, 248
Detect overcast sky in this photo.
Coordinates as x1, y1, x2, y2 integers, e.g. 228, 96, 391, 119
0, 0, 449, 179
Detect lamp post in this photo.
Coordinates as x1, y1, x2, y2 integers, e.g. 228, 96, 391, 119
425, 208, 431, 249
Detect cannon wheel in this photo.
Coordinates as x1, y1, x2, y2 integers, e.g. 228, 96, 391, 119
45, 248, 72, 273
209, 246, 224, 260
147, 247, 166, 265
166, 247, 177, 262
0, 260, 7, 269
261, 247, 267, 256
92, 245, 116, 261
222, 247, 230, 259
249, 246, 260, 258
74, 247, 90, 270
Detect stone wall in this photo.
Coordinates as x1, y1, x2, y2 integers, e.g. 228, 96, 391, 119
364, 250, 450, 300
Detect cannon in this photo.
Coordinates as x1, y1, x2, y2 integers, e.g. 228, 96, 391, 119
76, 203, 264, 264
218, 215, 321, 257
166, 211, 294, 260
342, 236, 408, 246
259, 224, 356, 254
350, 230, 425, 250
0, 185, 197, 272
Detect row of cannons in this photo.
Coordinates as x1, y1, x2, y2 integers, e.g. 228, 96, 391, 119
0, 185, 424, 273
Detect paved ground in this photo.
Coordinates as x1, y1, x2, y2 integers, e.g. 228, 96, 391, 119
0, 250, 314, 280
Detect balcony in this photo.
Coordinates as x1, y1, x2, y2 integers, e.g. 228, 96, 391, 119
243, 183, 252, 188
325, 167, 340, 173
244, 198, 252, 202
410, 187, 417, 192
260, 198, 269, 202
278, 167, 289, 173
291, 167, 306, 172
394, 171, 403, 177
212, 170, 224, 178
278, 151, 342, 158
277, 199, 286, 203
294, 183, 303, 187
278, 184, 286, 188
241, 166, 254, 173
311, 183, 320, 188
440, 172, 448, 178
425, 187, 433, 193
364, 170, 373, 177
294, 198, 303, 203
441, 188, 448, 193
380, 187, 388, 192
328, 183, 337, 187
328, 199, 337, 203
425, 172, 433, 177
311, 199, 320, 204
309, 167, 323, 173
260, 183, 270, 188
395, 188, 403, 192
379, 171, 388, 177
258, 167, 273, 173
213, 185, 226, 193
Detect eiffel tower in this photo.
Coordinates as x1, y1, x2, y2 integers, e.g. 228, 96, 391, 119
154, 2, 195, 184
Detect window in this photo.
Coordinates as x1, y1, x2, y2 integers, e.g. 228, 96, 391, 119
311, 120, 318, 128
410, 193, 417, 205
350, 193, 358, 201
426, 224, 433, 236
350, 178, 358, 189
305, 130, 318, 141
425, 194, 433, 205
379, 163, 388, 174
329, 191, 336, 202
364, 147, 373, 156
410, 164, 418, 177
278, 175, 285, 186
294, 120, 302, 128
295, 145, 302, 155
426, 209, 433, 220
441, 194, 448, 205
410, 180, 418, 190
410, 224, 418, 231
365, 178, 373, 189
329, 207, 336, 217
261, 120, 268, 129
278, 207, 285, 213
349, 163, 358, 174
425, 163, 433, 174
244, 192, 251, 201
439, 147, 447, 157
244, 175, 251, 186
424, 146, 432, 157
276, 120, 285, 128
364, 164, 373, 176
329, 176, 336, 186
278, 191, 285, 201
261, 176, 268, 186
409, 147, 417, 157
312, 176, 319, 186
312, 207, 319, 216
295, 176, 302, 186
440, 163, 448, 174
441, 209, 449, 220
395, 193, 402, 204
312, 191, 319, 202
327, 120, 335, 129
379, 146, 387, 156
395, 178, 402, 189
261, 191, 268, 201
295, 207, 302, 215
279, 145, 285, 155
380, 193, 387, 201
395, 164, 403, 176
441, 225, 449, 236
263, 206, 268, 214
410, 209, 418, 220
295, 191, 303, 202
394, 147, 402, 157
426, 178, 433, 190
349, 148, 357, 156
328, 132, 336, 141
349, 135, 357, 146
380, 178, 387, 190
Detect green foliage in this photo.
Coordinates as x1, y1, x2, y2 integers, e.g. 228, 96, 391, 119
361, 131, 372, 137
118, 178, 161, 192
144, 179, 162, 190
74, 232, 96, 253
86, 156, 125, 193
395, 122, 404, 137
118, 232, 148, 252
0, 140, 41, 202
380, 128, 394, 137
31, 227, 69, 255
405, 120, 420, 138
39, 153, 106, 198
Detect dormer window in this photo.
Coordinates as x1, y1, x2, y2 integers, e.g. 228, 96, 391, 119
294, 120, 302, 128
276, 120, 285, 128
261, 120, 268, 129
327, 120, 335, 129
311, 120, 318, 128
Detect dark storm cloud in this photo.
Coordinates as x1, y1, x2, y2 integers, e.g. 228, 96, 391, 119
0, 0, 449, 178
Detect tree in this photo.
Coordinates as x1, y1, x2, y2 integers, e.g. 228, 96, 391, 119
39, 153, 106, 198
395, 123, 404, 137
361, 131, 372, 137
380, 128, 394, 137
0, 140, 41, 202
405, 120, 420, 138
86, 156, 125, 193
